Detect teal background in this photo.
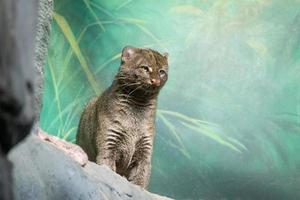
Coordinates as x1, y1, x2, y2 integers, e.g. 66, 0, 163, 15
41, 0, 300, 199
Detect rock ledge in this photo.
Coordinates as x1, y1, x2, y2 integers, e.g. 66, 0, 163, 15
8, 134, 172, 200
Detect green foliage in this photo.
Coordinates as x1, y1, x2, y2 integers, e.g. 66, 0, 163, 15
41, 0, 300, 199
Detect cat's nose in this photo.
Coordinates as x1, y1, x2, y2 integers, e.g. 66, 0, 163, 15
151, 79, 161, 87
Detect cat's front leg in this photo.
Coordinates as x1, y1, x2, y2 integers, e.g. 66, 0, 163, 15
127, 158, 151, 189
96, 147, 117, 172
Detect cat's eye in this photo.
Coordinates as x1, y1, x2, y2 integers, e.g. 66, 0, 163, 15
141, 65, 150, 73
159, 69, 166, 77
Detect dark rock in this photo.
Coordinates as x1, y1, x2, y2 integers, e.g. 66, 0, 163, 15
0, 156, 13, 200
8, 135, 172, 200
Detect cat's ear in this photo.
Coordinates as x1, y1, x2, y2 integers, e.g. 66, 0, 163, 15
121, 46, 136, 62
163, 52, 169, 60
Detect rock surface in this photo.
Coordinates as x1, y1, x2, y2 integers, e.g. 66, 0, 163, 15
9, 134, 172, 200
0, 0, 38, 155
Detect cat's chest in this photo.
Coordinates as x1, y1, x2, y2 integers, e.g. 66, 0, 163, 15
105, 96, 157, 143
114, 107, 155, 137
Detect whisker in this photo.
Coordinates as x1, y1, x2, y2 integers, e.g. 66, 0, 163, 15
118, 82, 140, 90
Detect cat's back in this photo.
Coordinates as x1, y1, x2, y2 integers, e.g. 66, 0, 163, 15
76, 88, 109, 156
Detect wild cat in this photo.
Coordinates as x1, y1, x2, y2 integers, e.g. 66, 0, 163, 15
76, 46, 168, 188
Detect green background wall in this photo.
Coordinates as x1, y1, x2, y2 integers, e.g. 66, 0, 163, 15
41, 0, 300, 199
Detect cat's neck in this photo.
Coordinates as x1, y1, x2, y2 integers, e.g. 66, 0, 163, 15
110, 80, 158, 108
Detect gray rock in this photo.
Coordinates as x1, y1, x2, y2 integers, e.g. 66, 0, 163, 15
9, 135, 172, 200
0, 0, 38, 154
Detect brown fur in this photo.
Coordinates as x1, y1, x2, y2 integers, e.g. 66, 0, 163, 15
76, 46, 168, 188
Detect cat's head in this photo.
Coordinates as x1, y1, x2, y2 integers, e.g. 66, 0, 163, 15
117, 46, 169, 95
